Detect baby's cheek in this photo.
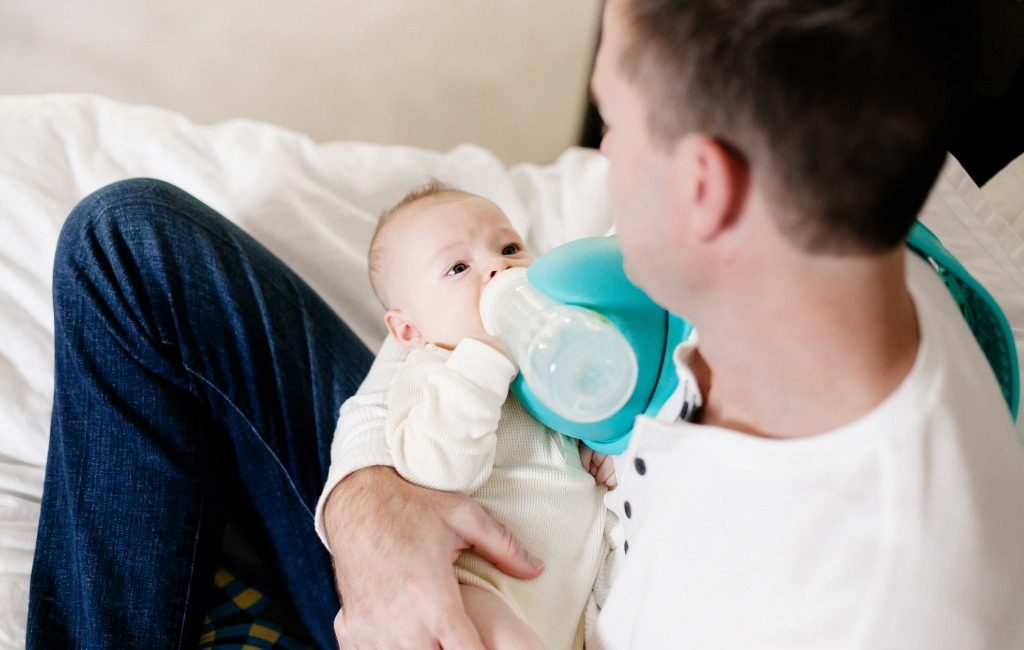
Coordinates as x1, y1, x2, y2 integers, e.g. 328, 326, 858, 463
460, 319, 491, 346
438, 309, 487, 348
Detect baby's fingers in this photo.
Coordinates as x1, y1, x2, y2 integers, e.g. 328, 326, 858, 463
595, 456, 618, 488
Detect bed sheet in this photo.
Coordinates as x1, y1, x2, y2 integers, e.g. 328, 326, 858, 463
0, 93, 1021, 648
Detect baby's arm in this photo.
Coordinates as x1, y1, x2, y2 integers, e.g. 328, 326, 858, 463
387, 339, 517, 494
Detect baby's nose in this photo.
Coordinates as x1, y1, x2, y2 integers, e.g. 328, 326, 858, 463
488, 263, 513, 279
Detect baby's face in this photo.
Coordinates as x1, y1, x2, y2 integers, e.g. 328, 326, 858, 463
381, 192, 534, 350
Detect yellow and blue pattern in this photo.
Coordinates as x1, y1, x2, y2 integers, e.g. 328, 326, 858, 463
198, 567, 312, 650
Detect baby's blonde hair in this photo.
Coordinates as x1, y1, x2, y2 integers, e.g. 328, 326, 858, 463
368, 178, 461, 308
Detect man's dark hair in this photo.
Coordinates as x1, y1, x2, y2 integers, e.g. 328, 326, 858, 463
619, 0, 975, 253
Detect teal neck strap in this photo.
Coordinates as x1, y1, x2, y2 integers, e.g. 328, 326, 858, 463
906, 222, 1019, 421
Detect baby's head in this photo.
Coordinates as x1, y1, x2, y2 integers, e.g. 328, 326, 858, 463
369, 180, 534, 351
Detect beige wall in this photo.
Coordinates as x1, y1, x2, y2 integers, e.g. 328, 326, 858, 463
0, 0, 602, 164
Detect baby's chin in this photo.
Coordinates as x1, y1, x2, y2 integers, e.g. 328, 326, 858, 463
424, 335, 481, 351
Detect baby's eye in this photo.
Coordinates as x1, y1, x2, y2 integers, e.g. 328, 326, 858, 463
502, 243, 520, 255
447, 262, 469, 276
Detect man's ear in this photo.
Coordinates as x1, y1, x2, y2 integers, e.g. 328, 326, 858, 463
384, 309, 423, 351
675, 135, 748, 242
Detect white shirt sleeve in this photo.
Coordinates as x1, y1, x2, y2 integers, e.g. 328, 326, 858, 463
313, 334, 407, 549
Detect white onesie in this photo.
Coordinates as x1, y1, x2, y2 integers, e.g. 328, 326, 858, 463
386, 338, 608, 650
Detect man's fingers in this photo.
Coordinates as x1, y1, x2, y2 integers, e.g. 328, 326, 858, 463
434, 607, 488, 650
336, 604, 483, 650
446, 499, 544, 579
334, 609, 355, 649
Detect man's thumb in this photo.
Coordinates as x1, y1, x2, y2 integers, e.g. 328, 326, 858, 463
449, 500, 544, 579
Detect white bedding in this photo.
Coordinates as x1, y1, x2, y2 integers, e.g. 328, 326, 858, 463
0, 93, 1021, 648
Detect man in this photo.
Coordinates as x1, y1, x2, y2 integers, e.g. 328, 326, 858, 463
324, 0, 1024, 648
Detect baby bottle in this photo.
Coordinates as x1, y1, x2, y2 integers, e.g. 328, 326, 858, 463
479, 267, 638, 423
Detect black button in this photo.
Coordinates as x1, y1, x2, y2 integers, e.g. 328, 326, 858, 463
624, 501, 632, 518
624, 540, 630, 554
634, 457, 647, 475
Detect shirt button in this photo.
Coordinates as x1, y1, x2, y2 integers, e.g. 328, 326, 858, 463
624, 501, 632, 518
624, 540, 630, 554
634, 457, 647, 475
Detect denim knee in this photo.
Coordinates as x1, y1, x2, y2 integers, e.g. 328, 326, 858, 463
58, 177, 180, 261
54, 178, 222, 286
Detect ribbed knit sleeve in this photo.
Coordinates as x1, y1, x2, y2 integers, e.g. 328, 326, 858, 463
387, 340, 517, 493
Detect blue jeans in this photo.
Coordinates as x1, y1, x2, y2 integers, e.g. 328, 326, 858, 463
27, 179, 374, 649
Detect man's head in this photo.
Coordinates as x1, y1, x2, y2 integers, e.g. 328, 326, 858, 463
369, 181, 534, 351
593, 0, 972, 257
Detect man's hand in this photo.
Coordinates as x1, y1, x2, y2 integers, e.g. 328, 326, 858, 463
324, 466, 544, 649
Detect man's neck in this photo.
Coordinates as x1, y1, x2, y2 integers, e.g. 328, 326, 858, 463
694, 247, 920, 439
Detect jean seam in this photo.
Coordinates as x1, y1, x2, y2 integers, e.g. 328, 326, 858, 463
177, 412, 207, 650
181, 361, 314, 521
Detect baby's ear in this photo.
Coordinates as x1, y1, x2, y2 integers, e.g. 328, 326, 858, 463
385, 309, 424, 351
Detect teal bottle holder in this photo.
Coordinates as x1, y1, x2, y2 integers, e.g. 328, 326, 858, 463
518, 236, 671, 454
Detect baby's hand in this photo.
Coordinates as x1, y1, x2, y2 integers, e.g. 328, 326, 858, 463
579, 444, 617, 488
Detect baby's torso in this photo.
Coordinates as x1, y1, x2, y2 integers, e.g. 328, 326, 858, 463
458, 395, 607, 650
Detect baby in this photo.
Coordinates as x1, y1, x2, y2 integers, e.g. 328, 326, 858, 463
367, 180, 612, 649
